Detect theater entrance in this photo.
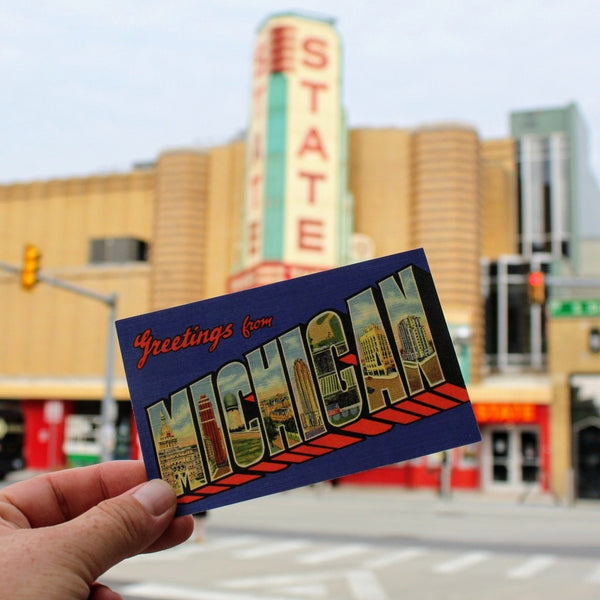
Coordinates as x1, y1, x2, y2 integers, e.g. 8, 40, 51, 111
482, 426, 540, 490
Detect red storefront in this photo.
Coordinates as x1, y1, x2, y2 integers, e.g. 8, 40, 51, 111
22, 400, 72, 470
340, 401, 550, 493
20, 399, 139, 470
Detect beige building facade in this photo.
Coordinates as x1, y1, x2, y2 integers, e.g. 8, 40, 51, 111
1, 122, 549, 489
0, 124, 518, 393
2, 13, 597, 500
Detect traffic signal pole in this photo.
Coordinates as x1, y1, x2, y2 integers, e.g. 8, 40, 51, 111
0, 256, 118, 463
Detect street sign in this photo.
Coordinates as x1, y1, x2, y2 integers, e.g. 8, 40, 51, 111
549, 299, 600, 318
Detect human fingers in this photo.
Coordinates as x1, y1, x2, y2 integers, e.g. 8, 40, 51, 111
89, 582, 123, 600
47, 478, 181, 587
144, 512, 194, 553
0, 461, 147, 529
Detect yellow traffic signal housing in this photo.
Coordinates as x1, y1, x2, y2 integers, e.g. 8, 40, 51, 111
527, 271, 546, 304
21, 244, 41, 290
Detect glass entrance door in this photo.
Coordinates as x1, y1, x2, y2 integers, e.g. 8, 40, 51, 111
575, 423, 600, 499
485, 427, 540, 489
491, 430, 510, 482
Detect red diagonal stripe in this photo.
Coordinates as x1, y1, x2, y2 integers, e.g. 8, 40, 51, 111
249, 461, 288, 472
372, 407, 421, 424
217, 473, 262, 486
294, 444, 333, 456
177, 495, 204, 504
343, 418, 393, 435
195, 484, 229, 495
272, 452, 313, 464
434, 382, 470, 402
413, 391, 460, 409
394, 400, 439, 416
311, 432, 362, 449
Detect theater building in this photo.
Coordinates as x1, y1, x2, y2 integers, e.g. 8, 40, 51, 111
1, 12, 599, 501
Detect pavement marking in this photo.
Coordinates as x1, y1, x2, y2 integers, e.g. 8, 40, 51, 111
222, 569, 341, 589
346, 569, 388, 600
506, 555, 556, 579
433, 551, 491, 574
222, 569, 386, 600
122, 535, 262, 563
296, 543, 371, 564
277, 583, 329, 598
206, 535, 264, 549
585, 562, 600, 583
122, 543, 206, 563
233, 539, 312, 559
223, 569, 345, 589
119, 581, 301, 600
361, 547, 427, 569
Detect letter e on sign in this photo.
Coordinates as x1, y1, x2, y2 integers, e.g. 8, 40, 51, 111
298, 218, 324, 252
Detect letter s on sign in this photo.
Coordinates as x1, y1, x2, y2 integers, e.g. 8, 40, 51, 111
302, 37, 328, 68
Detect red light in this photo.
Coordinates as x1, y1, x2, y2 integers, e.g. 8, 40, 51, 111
528, 271, 544, 287
527, 271, 546, 304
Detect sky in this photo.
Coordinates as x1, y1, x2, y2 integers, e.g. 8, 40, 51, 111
2, 0, 600, 189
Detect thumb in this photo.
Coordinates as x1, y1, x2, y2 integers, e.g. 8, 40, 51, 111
59, 478, 178, 584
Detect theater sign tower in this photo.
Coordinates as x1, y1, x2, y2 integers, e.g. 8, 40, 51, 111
229, 13, 353, 291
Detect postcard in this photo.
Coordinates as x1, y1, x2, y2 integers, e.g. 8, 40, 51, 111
116, 248, 481, 515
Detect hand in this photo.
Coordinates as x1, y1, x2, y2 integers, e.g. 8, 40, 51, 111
0, 460, 194, 599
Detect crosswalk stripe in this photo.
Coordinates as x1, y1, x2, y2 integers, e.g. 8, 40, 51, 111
207, 535, 263, 548
115, 532, 600, 592
346, 569, 388, 600
361, 547, 427, 569
277, 583, 329, 598
120, 581, 301, 600
233, 539, 312, 559
297, 543, 371, 564
433, 551, 491, 574
585, 562, 600, 583
123, 543, 205, 563
506, 555, 556, 579
122, 535, 262, 563
222, 569, 344, 589
222, 569, 387, 599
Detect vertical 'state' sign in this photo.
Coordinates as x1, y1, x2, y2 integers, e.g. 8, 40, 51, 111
239, 15, 345, 284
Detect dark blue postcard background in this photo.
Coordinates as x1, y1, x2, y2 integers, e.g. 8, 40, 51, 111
116, 248, 481, 513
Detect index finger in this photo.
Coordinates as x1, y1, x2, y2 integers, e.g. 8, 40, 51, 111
0, 460, 149, 528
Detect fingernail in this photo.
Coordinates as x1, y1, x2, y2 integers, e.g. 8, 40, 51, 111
132, 479, 176, 516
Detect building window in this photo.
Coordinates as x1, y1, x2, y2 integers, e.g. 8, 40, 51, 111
89, 237, 148, 264
483, 256, 548, 372
516, 133, 569, 259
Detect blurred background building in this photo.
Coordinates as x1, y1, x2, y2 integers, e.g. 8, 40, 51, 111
1, 12, 599, 502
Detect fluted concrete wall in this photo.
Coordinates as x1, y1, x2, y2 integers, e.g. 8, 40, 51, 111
151, 151, 208, 310
411, 124, 483, 382
349, 128, 412, 257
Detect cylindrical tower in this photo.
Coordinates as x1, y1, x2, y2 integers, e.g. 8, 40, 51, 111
151, 150, 208, 310
411, 124, 483, 382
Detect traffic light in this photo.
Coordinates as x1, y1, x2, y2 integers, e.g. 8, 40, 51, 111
21, 244, 41, 291
527, 271, 546, 304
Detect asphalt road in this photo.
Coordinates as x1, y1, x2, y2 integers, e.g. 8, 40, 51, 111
100, 484, 600, 600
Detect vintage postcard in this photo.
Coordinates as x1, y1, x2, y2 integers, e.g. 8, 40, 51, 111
116, 248, 481, 515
